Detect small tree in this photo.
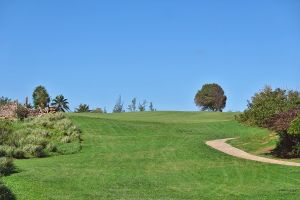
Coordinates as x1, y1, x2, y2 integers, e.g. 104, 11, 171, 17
138, 100, 147, 112
113, 96, 124, 113
32, 85, 50, 109
149, 102, 155, 111
0, 97, 11, 107
127, 98, 137, 112
75, 104, 90, 113
194, 83, 227, 112
51, 95, 70, 112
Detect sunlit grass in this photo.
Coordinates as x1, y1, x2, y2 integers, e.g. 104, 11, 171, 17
3, 112, 300, 200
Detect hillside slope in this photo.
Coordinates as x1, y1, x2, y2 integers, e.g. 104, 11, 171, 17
3, 112, 300, 200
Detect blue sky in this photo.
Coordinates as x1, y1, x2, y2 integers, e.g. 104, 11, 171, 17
0, 0, 299, 112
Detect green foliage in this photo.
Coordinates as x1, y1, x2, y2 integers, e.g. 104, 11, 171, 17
138, 100, 147, 112
51, 95, 70, 112
0, 120, 12, 145
23, 144, 45, 158
75, 104, 89, 113
149, 102, 155, 111
288, 117, 300, 135
91, 108, 103, 113
238, 87, 300, 158
0, 183, 16, 200
4, 112, 300, 200
0, 157, 15, 176
127, 97, 137, 112
194, 83, 227, 112
15, 105, 29, 120
113, 96, 124, 113
237, 86, 300, 126
0, 113, 81, 159
12, 148, 26, 159
273, 132, 300, 158
32, 85, 50, 109
0, 146, 14, 157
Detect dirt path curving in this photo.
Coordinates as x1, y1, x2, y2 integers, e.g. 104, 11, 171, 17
206, 138, 300, 167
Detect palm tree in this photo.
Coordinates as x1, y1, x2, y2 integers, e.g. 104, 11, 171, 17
51, 95, 70, 112
75, 104, 89, 113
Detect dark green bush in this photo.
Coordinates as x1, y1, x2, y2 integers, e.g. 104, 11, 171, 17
0, 157, 15, 176
273, 132, 300, 158
15, 105, 29, 120
13, 148, 26, 159
264, 108, 300, 158
0, 183, 16, 200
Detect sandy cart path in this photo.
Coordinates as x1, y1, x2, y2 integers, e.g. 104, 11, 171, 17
206, 138, 300, 167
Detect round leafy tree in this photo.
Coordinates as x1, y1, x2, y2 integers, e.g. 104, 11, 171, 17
194, 83, 227, 112
32, 85, 50, 109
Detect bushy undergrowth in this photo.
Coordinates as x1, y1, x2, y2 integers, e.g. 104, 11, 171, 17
15, 105, 29, 120
0, 113, 82, 159
264, 109, 300, 158
0, 158, 15, 200
0, 157, 15, 176
0, 183, 15, 200
237, 86, 300, 158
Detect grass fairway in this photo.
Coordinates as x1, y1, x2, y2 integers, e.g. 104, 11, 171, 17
2, 112, 300, 199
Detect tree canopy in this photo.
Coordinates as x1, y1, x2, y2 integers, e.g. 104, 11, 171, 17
75, 104, 90, 113
32, 85, 50, 109
194, 83, 227, 112
51, 95, 70, 112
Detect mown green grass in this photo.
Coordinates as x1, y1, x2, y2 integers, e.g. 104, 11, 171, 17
2, 112, 300, 199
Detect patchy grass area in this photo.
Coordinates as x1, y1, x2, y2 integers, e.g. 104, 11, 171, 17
2, 112, 300, 200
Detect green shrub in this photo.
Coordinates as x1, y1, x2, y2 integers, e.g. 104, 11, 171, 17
25, 135, 48, 147
0, 146, 14, 157
23, 144, 46, 158
15, 105, 29, 120
0, 157, 15, 176
6, 132, 24, 147
0, 183, 16, 200
61, 136, 71, 143
13, 148, 26, 159
288, 117, 300, 135
54, 118, 73, 132
46, 143, 57, 152
1, 113, 81, 159
264, 108, 300, 158
237, 86, 300, 126
273, 132, 300, 158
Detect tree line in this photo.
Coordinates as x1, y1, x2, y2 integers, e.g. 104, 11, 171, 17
0, 85, 157, 114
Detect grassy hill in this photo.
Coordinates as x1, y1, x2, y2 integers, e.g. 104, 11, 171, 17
2, 112, 300, 199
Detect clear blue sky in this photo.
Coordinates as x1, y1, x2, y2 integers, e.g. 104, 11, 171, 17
1, 0, 299, 112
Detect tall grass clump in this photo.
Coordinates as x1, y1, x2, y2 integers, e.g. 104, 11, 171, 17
0, 113, 82, 159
